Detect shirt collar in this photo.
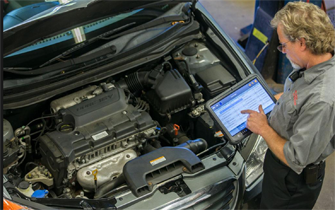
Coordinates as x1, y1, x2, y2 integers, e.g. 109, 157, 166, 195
303, 51, 335, 84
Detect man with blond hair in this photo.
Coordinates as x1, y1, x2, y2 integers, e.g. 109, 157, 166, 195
241, 1, 335, 209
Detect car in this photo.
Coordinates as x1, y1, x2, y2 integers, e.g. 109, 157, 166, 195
3, 0, 270, 209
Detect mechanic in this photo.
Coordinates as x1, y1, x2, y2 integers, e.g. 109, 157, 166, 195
241, 1, 335, 209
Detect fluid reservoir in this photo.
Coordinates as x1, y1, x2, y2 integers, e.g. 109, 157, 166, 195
16, 181, 34, 197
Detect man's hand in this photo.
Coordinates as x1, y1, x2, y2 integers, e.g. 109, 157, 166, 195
241, 105, 290, 166
241, 105, 270, 136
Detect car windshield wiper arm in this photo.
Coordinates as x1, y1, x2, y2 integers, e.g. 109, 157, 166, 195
4, 45, 117, 76
39, 22, 137, 68
99, 14, 190, 41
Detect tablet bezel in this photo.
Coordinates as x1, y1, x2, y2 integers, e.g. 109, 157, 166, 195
206, 74, 277, 144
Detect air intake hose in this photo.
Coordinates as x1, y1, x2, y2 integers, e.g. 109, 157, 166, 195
117, 65, 164, 92
177, 138, 208, 154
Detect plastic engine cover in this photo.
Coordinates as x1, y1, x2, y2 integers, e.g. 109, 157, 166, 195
145, 69, 193, 114
123, 147, 204, 197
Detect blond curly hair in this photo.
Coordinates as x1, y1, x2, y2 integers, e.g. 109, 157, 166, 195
271, 1, 335, 55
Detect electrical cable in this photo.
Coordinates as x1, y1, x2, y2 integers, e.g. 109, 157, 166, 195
15, 146, 27, 167
196, 142, 226, 157
26, 114, 58, 128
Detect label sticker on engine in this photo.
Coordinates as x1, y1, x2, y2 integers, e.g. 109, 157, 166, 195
92, 131, 109, 141
150, 156, 166, 166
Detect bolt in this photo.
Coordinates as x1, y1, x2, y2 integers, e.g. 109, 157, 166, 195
72, 182, 76, 186
194, 43, 198, 47
119, 197, 123, 201
86, 171, 91, 175
122, 111, 127, 115
80, 191, 84, 196
27, 173, 32, 179
182, 167, 188, 172
148, 182, 152, 186
126, 154, 130, 158
213, 157, 217, 161
233, 162, 237, 166
196, 54, 200, 59
48, 173, 52, 178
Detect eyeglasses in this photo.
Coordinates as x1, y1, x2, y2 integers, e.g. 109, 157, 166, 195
277, 40, 290, 52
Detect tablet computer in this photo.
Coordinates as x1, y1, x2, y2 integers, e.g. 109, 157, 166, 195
206, 74, 276, 144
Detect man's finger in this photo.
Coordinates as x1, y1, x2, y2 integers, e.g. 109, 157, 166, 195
259, 105, 264, 114
241, 109, 255, 114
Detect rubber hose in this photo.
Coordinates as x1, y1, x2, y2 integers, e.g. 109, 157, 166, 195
177, 138, 208, 154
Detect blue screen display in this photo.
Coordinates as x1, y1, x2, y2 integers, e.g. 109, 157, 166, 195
211, 78, 275, 136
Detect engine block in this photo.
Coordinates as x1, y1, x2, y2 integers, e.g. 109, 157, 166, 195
39, 85, 156, 194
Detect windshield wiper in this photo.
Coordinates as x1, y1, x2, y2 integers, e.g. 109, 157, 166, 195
3, 45, 116, 76
39, 22, 137, 68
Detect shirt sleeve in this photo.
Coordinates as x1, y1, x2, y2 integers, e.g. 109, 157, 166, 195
283, 101, 335, 174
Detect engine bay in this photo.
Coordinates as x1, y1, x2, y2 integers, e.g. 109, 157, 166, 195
3, 39, 240, 200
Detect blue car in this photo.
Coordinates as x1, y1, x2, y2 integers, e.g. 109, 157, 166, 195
3, 1, 269, 209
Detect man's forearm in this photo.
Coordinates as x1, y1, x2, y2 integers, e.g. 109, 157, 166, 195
260, 125, 289, 166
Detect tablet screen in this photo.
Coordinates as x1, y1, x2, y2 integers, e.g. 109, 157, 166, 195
210, 78, 275, 136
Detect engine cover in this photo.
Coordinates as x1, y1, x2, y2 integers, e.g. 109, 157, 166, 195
39, 86, 156, 194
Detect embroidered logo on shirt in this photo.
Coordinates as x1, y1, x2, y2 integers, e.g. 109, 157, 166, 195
293, 90, 298, 106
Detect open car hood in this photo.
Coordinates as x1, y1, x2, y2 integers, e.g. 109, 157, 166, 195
3, 0, 193, 56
